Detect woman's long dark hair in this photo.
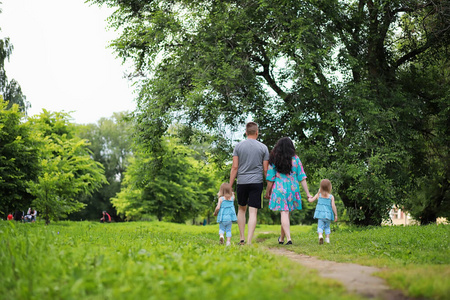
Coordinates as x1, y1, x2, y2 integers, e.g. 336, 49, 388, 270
268, 137, 296, 175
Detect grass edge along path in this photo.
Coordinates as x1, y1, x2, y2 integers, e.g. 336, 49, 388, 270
1, 221, 362, 300
256, 223, 450, 300
267, 247, 412, 300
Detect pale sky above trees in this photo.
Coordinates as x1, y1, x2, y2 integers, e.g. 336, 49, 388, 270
1, 0, 135, 124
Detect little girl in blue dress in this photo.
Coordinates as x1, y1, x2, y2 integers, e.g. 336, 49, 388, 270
214, 183, 237, 246
308, 179, 338, 244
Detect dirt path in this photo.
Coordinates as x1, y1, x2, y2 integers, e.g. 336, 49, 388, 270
268, 248, 416, 300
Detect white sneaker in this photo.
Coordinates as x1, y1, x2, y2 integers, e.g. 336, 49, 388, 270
325, 237, 330, 243
226, 241, 231, 246
219, 235, 224, 244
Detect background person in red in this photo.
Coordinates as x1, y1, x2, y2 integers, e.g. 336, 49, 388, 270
100, 211, 111, 223
7, 213, 13, 220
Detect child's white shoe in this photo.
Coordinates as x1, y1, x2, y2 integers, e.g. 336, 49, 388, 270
219, 235, 224, 244
325, 237, 330, 243
226, 241, 230, 246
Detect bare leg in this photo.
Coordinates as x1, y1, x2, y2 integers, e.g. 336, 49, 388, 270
280, 211, 291, 242
280, 224, 285, 242
238, 205, 247, 242
247, 207, 258, 245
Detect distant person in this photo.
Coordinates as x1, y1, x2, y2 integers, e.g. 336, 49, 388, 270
7, 213, 13, 221
308, 179, 338, 244
26, 208, 37, 222
214, 183, 238, 246
100, 211, 111, 223
265, 137, 312, 245
229, 122, 269, 245
13, 210, 24, 222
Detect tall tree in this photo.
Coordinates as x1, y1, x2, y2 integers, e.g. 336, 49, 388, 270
0, 97, 39, 218
113, 133, 219, 222
69, 112, 133, 221
26, 110, 107, 224
90, 0, 450, 225
0, 8, 29, 113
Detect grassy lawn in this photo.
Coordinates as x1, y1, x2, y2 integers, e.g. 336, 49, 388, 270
1, 220, 448, 300
256, 223, 450, 300
0, 221, 360, 300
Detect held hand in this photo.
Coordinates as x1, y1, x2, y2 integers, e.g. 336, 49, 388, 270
335, 216, 338, 222
264, 194, 270, 199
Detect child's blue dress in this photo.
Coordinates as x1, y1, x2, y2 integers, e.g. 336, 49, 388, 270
217, 196, 237, 222
313, 194, 334, 221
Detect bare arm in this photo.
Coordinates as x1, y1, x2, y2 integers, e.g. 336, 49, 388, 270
331, 196, 338, 222
263, 160, 269, 179
229, 156, 239, 187
214, 197, 223, 216
300, 179, 313, 199
217, 197, 223, 208
308, 192, 319, 203
264, 181, 274, 199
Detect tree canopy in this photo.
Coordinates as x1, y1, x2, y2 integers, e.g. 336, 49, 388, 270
89, 0, 450, 225
112, 132, 219, 222
0, 16, 28, 113
69, 112, 133, 221
26, 110, 107, 224
0, 98, 39, 217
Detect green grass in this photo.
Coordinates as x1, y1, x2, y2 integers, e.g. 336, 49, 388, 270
256, 223, 450, 300
0, 221, 360, 300
2, 221, 448, 300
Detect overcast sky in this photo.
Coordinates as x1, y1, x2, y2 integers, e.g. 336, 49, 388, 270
1, 0, 135, 124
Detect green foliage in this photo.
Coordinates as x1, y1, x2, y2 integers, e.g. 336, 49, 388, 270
0, 30, 29, 113
398, 56, 450, 224
26, 111, 107, 224
113, 134, 220, 222
0, 98, 39, 217
70, 112, 133, 221
89, 0, 450, 225
0, 221, 359, 300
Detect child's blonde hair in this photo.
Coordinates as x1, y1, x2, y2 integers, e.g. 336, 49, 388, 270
320, 179, 332, 194
218, 183, 233, 199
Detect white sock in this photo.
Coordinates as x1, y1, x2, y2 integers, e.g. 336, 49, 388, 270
319, 234, 323, 239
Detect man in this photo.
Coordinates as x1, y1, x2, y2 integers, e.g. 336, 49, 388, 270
100, 211, 111, 223
229, 122, 269, 245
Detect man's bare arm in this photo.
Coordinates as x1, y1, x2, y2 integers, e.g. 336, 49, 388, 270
229, 156, 239, 187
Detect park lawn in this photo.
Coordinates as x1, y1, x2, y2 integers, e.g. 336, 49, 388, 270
0, 220, 360, 300
256, 223, 450, 300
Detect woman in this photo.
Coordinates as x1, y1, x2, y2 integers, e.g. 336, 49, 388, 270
265, 137, 312, 245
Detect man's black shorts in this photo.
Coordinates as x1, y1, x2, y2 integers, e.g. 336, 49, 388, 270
237, 183, 263, 209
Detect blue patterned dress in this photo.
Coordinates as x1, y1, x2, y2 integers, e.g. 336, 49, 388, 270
266, 155, 306, 211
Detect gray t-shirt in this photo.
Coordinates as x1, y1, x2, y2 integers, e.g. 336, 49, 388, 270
233, 139, 270, 184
